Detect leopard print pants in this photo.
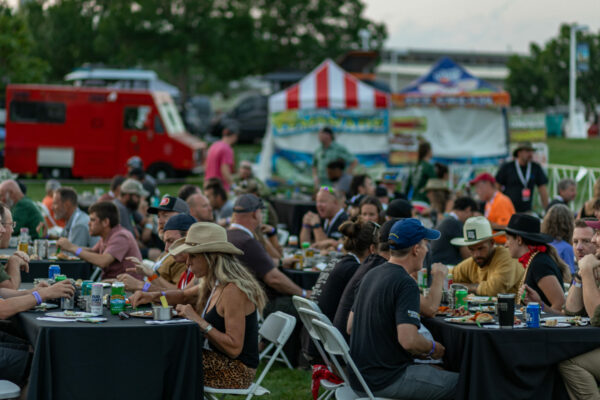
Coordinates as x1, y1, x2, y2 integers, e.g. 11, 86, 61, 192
203, 349, 256, 389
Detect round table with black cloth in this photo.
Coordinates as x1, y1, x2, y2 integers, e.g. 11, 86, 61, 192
14, 297, 203, 400
422, 315, 600, 400
19, 260, 93, 282
282, 268, 320, 290
271, 198, 316, 236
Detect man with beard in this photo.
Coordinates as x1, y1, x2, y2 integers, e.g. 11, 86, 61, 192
113, 179, 148, 238
53, 187, 99, 249
300, 186, 348, 248
450, 216, 524, 296
0, 180, 44, 239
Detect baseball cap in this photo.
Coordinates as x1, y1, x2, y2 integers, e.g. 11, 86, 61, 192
583, 219, 600, 230
388, 218, 440, 250
386, 199, 412, 219
233, 194, 264, 213
127, 156, 143, 169
164, 213, 197, 232
120, 178, 149, 197
148, 195, 190, 215
469, 172, 496, 186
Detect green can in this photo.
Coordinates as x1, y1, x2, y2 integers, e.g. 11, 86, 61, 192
110, 282, 126, 315
455, 289, 468, 308
54, 274, 67, 282
81, 280, 94, 296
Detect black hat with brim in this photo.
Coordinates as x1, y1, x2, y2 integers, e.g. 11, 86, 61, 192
504, 213, 553, 244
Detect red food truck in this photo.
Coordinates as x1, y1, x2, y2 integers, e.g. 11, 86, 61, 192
4, 84, 205, 179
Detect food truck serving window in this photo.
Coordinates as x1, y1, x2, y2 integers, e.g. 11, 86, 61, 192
123, 106, 151, 130
9, 100, 66, 124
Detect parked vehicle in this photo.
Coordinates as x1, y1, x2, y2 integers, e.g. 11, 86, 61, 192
184, 95, 213, 136
210, 94, 268, 143
4, 84, 205, 179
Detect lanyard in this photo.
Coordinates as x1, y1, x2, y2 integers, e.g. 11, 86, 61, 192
230, 223, 254, 238
180, 268, 193, 289
485, 191, 498, 218
152, 253, 170, 272
324, 208, 344, 236
514, 161, 531, 188
201, 278, 220, 319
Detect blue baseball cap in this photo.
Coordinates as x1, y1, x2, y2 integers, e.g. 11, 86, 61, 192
388, 218, 440, 250
164, 213, 197, 232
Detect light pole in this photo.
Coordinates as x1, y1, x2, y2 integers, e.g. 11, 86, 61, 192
569, 23, 588, 138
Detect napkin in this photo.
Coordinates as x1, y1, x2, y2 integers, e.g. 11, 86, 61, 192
36, 317, 77, 322
145, 319, 194, 325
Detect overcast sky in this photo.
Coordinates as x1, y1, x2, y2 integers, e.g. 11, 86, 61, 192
363, 0, 600, 54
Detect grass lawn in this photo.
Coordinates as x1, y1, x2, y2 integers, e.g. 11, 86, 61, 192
547, 137, 600, 168
259, 363, 312, 399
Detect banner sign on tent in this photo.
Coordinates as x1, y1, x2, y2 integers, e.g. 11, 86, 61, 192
508, 113, 547, 142
388, 116, 426, 165
271, 109, 388, 137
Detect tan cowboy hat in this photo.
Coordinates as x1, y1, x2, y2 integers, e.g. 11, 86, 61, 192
169, 222, 243, 256
423, 178, 450, 192
450, 216, 504, 246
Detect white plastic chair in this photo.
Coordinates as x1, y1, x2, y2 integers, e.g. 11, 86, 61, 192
292, 296, 334, 365
310, 319, 397, 400
258, 311, 294, 370
204, 311, 296, 400
0, 380, 20, 400
297, 308, 345, 400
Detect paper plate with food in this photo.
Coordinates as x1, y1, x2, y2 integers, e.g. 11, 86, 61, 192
128, 310, 154, 318
466, 295, 497, 304
33, 303, 58, 311
445, 312, 495, 325
45, 311, 96, 319
468, 305, 495, 313
541, 319, 571, 328
542, 316, 589, 326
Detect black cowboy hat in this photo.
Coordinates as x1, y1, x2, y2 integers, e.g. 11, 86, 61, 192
512, 141, 536, 158
504, 214, 553, 244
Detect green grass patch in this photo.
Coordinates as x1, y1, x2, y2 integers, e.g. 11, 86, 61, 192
258, 363, 312, 399
547, 137, 600, 168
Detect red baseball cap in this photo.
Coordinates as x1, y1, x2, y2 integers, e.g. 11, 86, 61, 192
470, 172, 496, 186
584, 219, 600, 230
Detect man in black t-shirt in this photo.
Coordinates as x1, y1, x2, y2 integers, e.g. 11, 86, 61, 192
431, 196, 478, 265
300, 186, 348, 247
347, 218, 458, 399
495, 142, 549, 213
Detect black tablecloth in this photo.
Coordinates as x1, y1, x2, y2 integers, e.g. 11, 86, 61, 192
17, 309, 203, 400
282, 268, 320, 290
20, 260, 93, 282
271, 198, 316, 236
423, 316, 600, 400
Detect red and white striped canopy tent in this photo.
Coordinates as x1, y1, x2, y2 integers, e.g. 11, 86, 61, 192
269, 59, 389, 112
258, 59, 391, 182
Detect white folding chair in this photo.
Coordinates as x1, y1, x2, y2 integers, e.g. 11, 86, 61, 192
292, 296, 334, 365
310, 319, 397, 400
0, 380, 20, 400
258, 311, 294, 370
204, 311, 296, 400
297, 308, 345, 400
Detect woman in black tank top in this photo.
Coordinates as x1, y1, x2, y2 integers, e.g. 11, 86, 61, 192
130, 222, 267, 389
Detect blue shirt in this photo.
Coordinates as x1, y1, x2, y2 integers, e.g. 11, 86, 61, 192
550, 239, 576, 273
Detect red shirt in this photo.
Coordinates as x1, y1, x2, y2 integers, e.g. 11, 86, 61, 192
204, 140, 234, 191
91, 225, 143, 280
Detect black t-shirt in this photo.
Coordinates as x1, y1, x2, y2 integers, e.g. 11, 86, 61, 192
315, 254, 360, 322
495, 161, 548, 212
322, 210, 349, 240
349, 262, 421, 392
227, 229, 277, 300
431, 215, 463, 265
525, 252, 564, 306
333, 254, 387, 341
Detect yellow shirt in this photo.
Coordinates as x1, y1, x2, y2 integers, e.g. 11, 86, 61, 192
452, 246, 524, 296
157, 254, 187, 285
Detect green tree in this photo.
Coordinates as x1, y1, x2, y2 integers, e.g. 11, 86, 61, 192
506, 24, 600, 113
0, 2, 48, 95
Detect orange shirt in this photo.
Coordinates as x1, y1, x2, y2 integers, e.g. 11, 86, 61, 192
485, 191, 515, 244
42, 195, 66, 228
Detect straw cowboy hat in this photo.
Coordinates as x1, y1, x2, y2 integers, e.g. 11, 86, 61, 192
504, 214, 552, 244
451, 216, 504, 246
423, 178, 450, 192
512, 141, 536, 158
169, 222, 243, 256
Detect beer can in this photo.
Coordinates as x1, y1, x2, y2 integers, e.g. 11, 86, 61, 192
455, 289, 468, 308
48, 265, 61, 280
526, 303, 541, 328
34, 239, 49, 259
90, 283, 104, 316
110, 282, 126, 315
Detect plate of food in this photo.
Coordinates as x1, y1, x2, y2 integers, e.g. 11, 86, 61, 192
33, 303, 58, 311
468, 305, 495, 313
542, 316, 589, 326
128, 310, 153, 318
466, 295, 497, 304
45, 311, 96, 319
541, 320, 571, 328
445, 312, 495, 325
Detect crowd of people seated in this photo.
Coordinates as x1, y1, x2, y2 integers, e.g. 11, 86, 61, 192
1, 132, 599, 399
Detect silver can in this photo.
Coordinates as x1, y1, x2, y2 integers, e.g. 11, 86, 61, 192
34, 239, 49, 259
90, 283, 104, 316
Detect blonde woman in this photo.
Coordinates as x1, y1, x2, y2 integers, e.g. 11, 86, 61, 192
131, 222, 266, 389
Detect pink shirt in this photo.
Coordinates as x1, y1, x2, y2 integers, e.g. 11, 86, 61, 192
92, 225, 143, 280
205, 140, 234, 191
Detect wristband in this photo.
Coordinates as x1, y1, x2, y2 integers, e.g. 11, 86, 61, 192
427, 340, 435, 357
572, 279, 582, 288
312, 223, 321, 229
144, 223, 153, 230
202, 324, 213, 334
301, 289, 307, 298
278, 258, 283, 268
302, 224, 312, 229
32, 291, 42, 305
266, 227, 277, 237
75, 247, 83, 256
161, 291, 167, 297
142, 282, 151, 292
148, 273, 159, 282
